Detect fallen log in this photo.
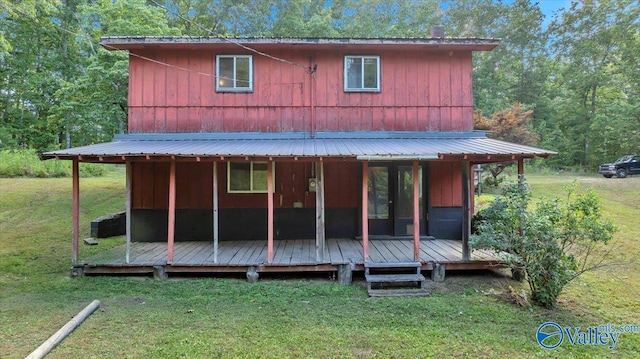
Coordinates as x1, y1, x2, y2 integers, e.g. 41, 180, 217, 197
26, 300, 101, 359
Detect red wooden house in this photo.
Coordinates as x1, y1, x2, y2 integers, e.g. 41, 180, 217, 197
42, 30, 553, 284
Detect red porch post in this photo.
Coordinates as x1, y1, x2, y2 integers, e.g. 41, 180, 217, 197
361, 161, 369, 262
167, 161, 176, 263
461, 161, 471, 261
412, 160, 420, 262
71, 159, 79, 265
267, 160, 274, 263
125, 162, 132, 264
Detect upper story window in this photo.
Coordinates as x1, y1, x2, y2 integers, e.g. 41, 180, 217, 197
216, 55, 253, 92
344, 55, 380, 92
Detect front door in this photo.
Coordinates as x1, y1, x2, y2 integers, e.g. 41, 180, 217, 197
367, 163, 425, 236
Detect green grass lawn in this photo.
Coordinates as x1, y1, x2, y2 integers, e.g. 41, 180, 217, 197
1, 172, 638, 358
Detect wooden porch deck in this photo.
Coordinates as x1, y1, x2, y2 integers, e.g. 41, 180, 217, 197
80, 239, 503, 275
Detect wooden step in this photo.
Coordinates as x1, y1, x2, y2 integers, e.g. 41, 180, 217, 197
368, 288, 430, 297
365, 273, 425, 283
364, 261, 421, 269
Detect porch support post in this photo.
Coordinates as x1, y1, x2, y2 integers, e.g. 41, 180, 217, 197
412, 160, 420, 262
267, 160, 274, 263
461, 161, 471, 261
167, 161, 176, 263
361, 161, 369, 262
315, 161, 325, 263
213, 161, 219, 264
517, 158, 524, 177
71, 159, 79, 266
125, 162, 132, 264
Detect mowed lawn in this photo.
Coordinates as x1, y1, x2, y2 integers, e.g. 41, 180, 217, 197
0, 171, 638, 358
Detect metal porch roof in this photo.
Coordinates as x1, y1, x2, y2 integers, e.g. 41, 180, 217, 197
40, 132, 556, 161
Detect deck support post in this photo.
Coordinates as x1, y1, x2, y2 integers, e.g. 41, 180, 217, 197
213, 161, 219, 263
315, 161, 326, 263
125, 162, 132, 264
361, 161, 369, 262
461, 161, 471, 261
71, 159, 79, 266
267, 160, 274, 263
412, 160, 420, 262
167, 161, 176, 263
337, 264, 352, 285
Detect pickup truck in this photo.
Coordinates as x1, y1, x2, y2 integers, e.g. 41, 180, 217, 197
598, 154, 640, 178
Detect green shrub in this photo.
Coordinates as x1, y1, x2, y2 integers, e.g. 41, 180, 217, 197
471, 177, 616, 308
0, 150, 110, 178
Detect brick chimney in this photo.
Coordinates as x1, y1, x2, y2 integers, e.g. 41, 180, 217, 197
430, 25, 445, 38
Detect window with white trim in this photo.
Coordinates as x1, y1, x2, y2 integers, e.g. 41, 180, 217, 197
344, 55, 380, 92
227, 162, 272, 193
216, 55, 253, 92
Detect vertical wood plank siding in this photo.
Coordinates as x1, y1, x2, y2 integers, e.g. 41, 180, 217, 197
429, 161, 463, 207
131, 161, 359, 210
128, 50, 474, 133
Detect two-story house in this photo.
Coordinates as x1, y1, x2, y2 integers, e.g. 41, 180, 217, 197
41, 31, 554, 284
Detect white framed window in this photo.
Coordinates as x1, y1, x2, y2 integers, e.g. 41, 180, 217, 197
216, 55, 253, 92
344, 55, 380, 92
227, 162, 273, 193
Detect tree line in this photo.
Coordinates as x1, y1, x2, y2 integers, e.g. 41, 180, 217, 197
0, 0, 638, 170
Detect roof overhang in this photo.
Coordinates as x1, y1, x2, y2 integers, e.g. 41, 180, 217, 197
100, 37, 500, 52
40, 132, 556, 163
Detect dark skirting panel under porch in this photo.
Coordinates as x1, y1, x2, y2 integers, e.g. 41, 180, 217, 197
131, 207, 358, 242
428, 206, 463, 240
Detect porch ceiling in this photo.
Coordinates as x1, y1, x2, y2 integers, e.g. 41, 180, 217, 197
40, 131, 556, 163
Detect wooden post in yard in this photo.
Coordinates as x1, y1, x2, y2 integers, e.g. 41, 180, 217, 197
167, 161, 176, 263
71, 159, 79, 266
315, 161, 325, 263
412, 160, 420, 262
267, 160, 274, 263
361, 161, 369, 262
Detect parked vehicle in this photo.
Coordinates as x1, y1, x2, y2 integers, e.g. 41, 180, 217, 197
598, 155, 640, 178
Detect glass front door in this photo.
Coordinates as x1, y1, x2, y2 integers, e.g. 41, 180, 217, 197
366, 163, 426, 236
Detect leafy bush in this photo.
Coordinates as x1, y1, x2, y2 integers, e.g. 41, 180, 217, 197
0, 150, 111, 178
471, 177, 616, 308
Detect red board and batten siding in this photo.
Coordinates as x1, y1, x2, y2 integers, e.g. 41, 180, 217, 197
127, 49, 474, 133
429, 161, 463, 207
131, 162, 359, 210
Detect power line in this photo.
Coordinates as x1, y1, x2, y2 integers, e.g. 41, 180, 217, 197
147, 0, 314, 74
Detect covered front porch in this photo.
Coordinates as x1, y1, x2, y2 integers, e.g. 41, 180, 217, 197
77, 238, 503, 277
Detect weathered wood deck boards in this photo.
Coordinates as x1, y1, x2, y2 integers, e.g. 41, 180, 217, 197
83, 239, 501, 269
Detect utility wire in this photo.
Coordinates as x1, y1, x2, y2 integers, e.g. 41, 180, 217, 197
147, 0, 315, 74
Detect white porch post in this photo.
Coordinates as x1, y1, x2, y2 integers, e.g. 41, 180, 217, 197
315, 161, 326, 262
